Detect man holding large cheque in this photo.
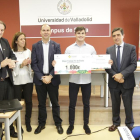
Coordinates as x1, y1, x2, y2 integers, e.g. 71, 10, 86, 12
53, 26, 112, 135
64, 27, 97, 135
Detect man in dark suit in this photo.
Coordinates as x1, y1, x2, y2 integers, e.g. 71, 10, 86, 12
105, 27, 137, 131
31, 24, 63, 134
0, 20, 17, 137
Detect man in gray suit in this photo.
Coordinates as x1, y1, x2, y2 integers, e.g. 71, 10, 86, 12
105, 27, 137, 131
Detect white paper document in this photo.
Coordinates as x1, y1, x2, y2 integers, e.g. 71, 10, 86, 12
118, 126, 135, 140
91, 54, 111, 70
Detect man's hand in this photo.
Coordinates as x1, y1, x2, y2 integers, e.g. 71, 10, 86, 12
112, 73, 123, 82
119, 78, 124, 83
8, 60, 17, 69
1, 58, 10, 68
109, 59, 113, 66
1, 58, 16, 69
42, 75, 53, 84
52, 60, 56, 67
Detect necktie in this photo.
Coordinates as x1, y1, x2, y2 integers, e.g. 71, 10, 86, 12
117, 46, 121, 72
0, 39, 7, 79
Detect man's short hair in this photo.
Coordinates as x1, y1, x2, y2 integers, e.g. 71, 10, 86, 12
112, 27, 124, 35
75, 26, 86, 34
40, 24, 51, 30
0, 20, 6, 29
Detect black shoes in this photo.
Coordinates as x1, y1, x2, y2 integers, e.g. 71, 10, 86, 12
127, 126, 134, 131
34, 125, 63, 134
34, 125, 45, 134
26, 123, 32, 132
83, 125, 91, 135
66, 125, 74, 135
56, 125, 63, 134
10, 131, 18, 138
108, 124, 120, 132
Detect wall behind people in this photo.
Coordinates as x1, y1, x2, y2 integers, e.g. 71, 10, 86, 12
0, 0, 140, 56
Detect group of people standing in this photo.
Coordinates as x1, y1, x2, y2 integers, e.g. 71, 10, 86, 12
0, 20, 137, 138
0, 21, 33, 138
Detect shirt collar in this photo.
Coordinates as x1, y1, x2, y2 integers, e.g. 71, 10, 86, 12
74, 42, 86, 47
42, 39, 50, 45
115, 42, 124, 48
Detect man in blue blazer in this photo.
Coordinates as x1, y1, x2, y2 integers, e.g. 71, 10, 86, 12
105, 27, 137, 132
31, 24, 63, 134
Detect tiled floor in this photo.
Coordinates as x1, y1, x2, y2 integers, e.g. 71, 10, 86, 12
2, 86, 140, 140
4, 125, 120, 140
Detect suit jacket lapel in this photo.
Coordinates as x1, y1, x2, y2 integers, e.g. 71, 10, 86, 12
49, 40, 54, 59
0, 48, 3, 60
38, 41, 44, 63
1, 39, 6, 59
112, 45, 118, 69
120, 43, 127, 69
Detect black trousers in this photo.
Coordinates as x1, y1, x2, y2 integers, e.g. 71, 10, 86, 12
0, 78, 15, 134
69, 82, 91, 125
110, 84, 134, 127
35, 83, 62, 126
14, 83, 33, 123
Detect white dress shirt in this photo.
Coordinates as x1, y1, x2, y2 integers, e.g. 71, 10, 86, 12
65, 42, 96, 84
42, 40, 50, 74
0, 43, 2, 52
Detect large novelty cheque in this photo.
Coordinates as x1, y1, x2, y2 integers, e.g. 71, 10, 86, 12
54, 54, 92, 74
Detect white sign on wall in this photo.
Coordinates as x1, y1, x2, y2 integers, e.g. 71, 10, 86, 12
19, 0, 111, 38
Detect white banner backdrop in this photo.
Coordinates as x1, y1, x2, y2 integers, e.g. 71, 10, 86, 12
19, 0, 111, 38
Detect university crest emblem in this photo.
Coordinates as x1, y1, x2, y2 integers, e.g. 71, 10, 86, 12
57, 0, 72, 15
